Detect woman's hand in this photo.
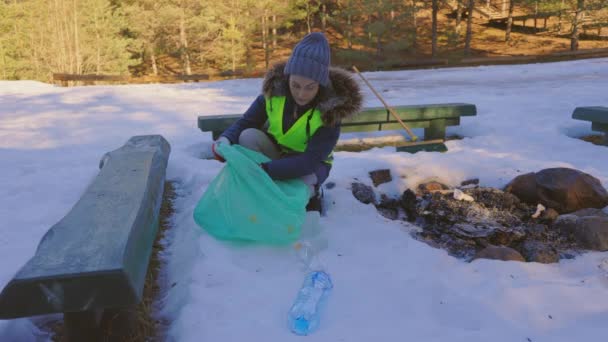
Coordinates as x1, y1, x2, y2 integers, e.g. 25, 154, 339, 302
212, 136, 231, 162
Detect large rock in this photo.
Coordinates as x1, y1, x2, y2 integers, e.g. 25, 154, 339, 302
376, 194, 400, 220
472, 246, 525, 262
569, 208, 608, 217
555, 214, 608, 251
351, 182, 376, 204
505, 168, 608, 214
450, 223, 526, 246
400, 189, 418, 222
417, 181, 450, 194
540, 208, 560, 222
369, 169, 392, 187
519, 240, 559, 264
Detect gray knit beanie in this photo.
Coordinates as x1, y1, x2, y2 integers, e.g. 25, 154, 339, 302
284, 32, 331, 87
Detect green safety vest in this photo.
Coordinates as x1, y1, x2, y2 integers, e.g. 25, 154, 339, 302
265, 96, 332, 163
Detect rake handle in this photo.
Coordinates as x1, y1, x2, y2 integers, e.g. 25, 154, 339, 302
352, 65, 418, 142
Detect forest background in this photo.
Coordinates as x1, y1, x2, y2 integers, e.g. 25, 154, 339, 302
1, 0, 607, 83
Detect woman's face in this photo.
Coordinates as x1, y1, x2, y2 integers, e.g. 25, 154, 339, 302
289, 75, 319, 106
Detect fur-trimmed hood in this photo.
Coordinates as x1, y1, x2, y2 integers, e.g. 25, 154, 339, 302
262, 62, 363, 126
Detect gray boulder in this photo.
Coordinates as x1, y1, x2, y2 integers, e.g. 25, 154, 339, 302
472, 246, 525, 262
555, 214, 608, 251
519, 240, 559, 263
351, 182, 376, 205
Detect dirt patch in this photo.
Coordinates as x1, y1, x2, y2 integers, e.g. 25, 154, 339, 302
580, 134, 607, 146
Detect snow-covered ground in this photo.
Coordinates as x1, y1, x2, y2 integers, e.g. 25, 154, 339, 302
1, 58, 607, 341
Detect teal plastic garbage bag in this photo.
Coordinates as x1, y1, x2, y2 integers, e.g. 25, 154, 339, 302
194, 143, 309, 244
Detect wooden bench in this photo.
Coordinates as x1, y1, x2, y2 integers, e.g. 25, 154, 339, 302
573, 106, 608, 146
0, 135, 171, 341
198, 103, 476, 152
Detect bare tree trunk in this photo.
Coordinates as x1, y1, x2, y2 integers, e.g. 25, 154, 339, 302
464, 0, 475, 56
262, 11, 269, 69
347, 13, 353, 49
56, 0, 72, 73
505, 0, 515, 42
571, 0, 584, 51
179, 6, 191, 75
533, 0, 538, 32
63, 0, 74, 74
557, 0, 564, 33
411, 0, 417, 53
306, 3, 312, 33
432, 0, 438, 58
73, 0, 81, 74
230, 12, 236, 72
456, 1, 463, 36
151, 50, 158, 76
321, 2, 327, 33
272, 14, 277, 50
30, 24, 40, 77
93, 9, 101, 74
1, 48, 6, 79
368, 14, 373, 42
375, 9, 382, 56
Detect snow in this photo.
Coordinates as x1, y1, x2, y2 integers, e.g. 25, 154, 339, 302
1, 58, 608, 341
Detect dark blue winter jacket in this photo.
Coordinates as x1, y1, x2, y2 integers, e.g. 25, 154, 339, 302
220, 62, 362, 185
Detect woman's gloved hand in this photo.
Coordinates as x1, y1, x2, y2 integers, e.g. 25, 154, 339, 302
212, 136, 231, 162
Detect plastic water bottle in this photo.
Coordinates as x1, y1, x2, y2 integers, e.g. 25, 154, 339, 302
295, 211, 328, 271
287, 270, 333, 335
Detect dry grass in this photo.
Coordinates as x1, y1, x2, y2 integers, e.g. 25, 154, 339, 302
42, 182, 176, 342
121, 181, 176, 342
580, 134, 607, 146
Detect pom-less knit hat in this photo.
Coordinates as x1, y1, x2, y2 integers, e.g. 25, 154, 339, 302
284, 32, 331, 87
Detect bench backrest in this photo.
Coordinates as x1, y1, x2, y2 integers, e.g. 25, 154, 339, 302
198, 103, 476, 139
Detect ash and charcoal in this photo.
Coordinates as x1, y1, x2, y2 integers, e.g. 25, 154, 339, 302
350, 167, 608, 263
399, 187, 569, 262
351, 182, 581, 263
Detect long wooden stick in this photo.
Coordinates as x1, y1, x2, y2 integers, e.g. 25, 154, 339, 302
352, 65, 419, 142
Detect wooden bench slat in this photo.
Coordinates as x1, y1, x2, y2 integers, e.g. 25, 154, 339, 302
0, 135, 171, 319
342, 103, 475, 123
342, 121, 429, 133
198, 103, 476, 143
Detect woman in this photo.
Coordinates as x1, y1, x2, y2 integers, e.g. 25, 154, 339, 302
212, 32, 362, 211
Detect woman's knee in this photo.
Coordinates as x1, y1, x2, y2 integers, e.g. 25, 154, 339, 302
238, 128, 264, 146
238, 128, 281, 159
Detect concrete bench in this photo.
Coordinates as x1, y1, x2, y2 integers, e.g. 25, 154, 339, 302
198, 103, 477, 152
0, 135, 171, 340
572, 106, 608, 146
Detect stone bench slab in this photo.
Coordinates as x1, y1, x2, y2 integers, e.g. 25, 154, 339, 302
0, 135, 170, 319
